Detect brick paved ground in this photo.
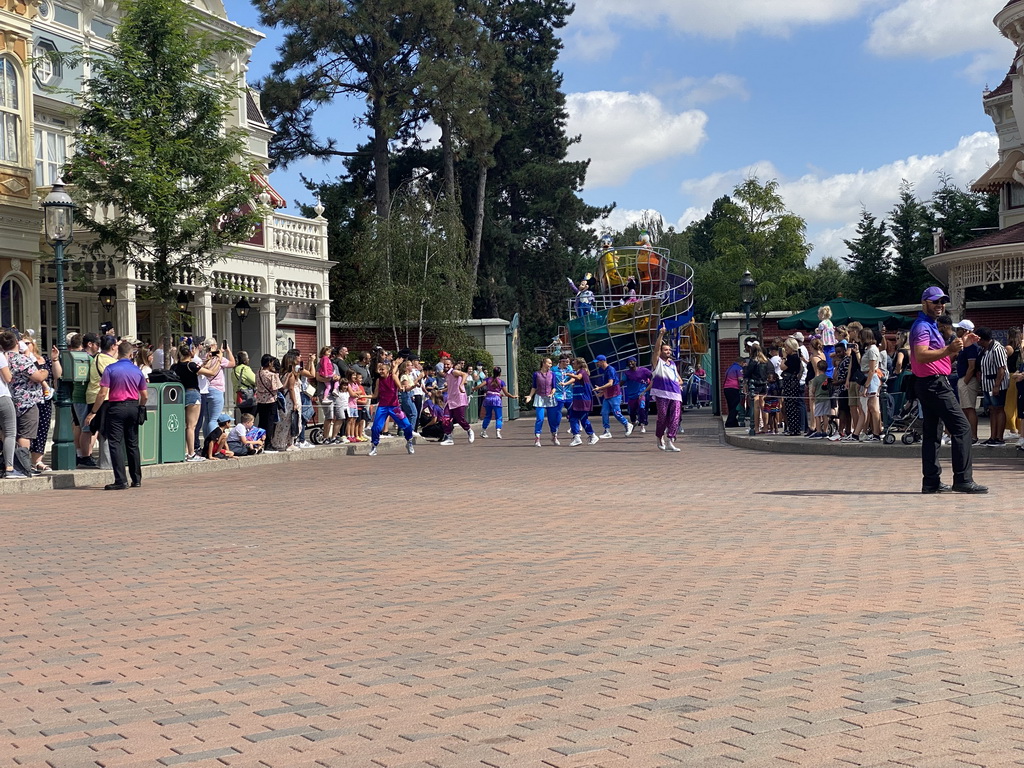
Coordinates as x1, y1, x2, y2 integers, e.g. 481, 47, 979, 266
2, 411, 1023, 767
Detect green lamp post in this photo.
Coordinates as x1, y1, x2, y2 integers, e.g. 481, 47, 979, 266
41, 179, 76, 471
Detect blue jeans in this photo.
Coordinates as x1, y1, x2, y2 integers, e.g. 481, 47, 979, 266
482, 404, 503, 430
533, 406, 559, 435
202, 389, 224, 438
371, 406, 412, 445
569, 408, 594, 436
601, 395, 628, 431
549, 399, 572, 433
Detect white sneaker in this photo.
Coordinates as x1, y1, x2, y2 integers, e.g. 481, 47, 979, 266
440, 437, 455, 446
368, 446, 378, 456
534, 436, 542, 447
599, 431, 612, 439
299, 441, 313, 449
551, 434, 560, 446
658, 438, 666, 451
496, 430, 502, 439
640, 425, 646, 433
186, 453, 206, 462
625, 423, 634, 437
667, 440, 681, 452
406, 438, 415, 455
480, 431, 488, 439
468, 429, 475, 444
588, 433, 599, 445
570, 434, 583, 446
941, 435, 951, 446
827, 434, 842, 442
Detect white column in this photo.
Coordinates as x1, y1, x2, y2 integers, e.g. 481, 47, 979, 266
948, 264, 965, 323
194, 288, 213, 341
115, 281, 137, 339
259, 298, 277, 360
316, 302, 331, 350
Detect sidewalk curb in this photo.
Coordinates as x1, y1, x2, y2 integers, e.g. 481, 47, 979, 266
723, 421, 1023, 460
0, 436, 416, 495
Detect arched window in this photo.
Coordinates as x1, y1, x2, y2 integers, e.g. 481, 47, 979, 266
0, 276, 24, 329
0, 59, 20, 164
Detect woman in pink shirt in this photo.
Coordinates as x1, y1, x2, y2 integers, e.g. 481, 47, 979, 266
440, 358, 473, 445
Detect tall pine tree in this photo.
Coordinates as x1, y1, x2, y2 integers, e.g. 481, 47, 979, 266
843, 209, 894, 306
471, 0, 610, 345
889, 181, 932, 303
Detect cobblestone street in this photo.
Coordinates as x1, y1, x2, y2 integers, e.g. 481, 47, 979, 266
2, 414, 1023, 767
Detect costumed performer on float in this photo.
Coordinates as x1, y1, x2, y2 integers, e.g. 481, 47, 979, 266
567, 273, 596, 318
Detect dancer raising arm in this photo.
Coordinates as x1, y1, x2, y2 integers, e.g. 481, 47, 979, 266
650, 325, 683, 452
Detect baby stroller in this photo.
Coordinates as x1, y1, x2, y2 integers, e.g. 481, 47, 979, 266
882, 395, 922, 445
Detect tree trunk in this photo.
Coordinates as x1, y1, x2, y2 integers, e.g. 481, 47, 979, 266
470, 162, 488, 284
373, 100, 391, 219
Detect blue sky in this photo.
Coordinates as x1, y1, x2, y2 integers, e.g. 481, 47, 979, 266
222, 0, 1014, 264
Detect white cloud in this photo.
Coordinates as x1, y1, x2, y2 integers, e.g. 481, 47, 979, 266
566, 91, 708, 188
867, 0, 1007, 61
672, 132, 998, 263
568, 0, 883, 41
670, 74, 751, 107
594, 208, 665, 234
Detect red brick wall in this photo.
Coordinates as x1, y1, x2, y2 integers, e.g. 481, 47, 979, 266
329, 327, 445, 354
963, 307, 1024, 334
279, 325, 317, 360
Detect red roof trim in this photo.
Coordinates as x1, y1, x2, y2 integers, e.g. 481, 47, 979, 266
251, 174, 287, 209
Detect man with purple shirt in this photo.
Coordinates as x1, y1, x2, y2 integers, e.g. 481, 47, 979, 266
910, 287, 987, 494
593, 355, 632, 438
623, 357, 653, 433
86, 340, 149, 490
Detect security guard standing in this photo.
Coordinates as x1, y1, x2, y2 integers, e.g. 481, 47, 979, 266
910, 287, 988, 494
85, 340, 148, 490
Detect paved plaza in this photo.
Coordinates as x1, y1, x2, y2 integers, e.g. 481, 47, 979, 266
2, 414, 1024, 767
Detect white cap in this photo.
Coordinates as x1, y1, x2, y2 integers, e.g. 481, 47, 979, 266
793, 332, 805, 342
954, 319, 975, 331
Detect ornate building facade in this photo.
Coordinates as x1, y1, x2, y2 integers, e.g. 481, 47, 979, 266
925, 0, 1024, 318
0, 0, 332, 359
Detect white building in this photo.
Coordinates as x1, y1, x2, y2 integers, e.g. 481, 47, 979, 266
925, 0, 1024, 318
0, 0, 332, 358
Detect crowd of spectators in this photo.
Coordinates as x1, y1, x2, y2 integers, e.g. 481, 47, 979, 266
725, 316, 1024, 448
0, 323, 523, 477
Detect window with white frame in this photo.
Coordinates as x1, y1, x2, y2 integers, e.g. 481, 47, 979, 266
34, 116, 70, 187
0, 59, 21, 165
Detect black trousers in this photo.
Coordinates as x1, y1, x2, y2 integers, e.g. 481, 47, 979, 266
724, 387, 741, 427
916, 375, 973, 487
257, 402, 276, 434
105, 399, 141, 487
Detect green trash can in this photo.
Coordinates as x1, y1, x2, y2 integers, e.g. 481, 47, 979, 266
145, 382, 186, 464
140, 388, 161, 466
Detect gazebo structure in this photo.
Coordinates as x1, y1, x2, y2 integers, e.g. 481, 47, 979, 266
924, 0, 1024, 319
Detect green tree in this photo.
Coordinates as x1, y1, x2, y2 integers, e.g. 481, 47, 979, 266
843, 208, 893, 306
347, 183, 474, 353
255, 0, 455, 218
686, 178, 811, 320
889, 181, 932, 302
927, 174, 998, 249
64, 0, 260, 357
806, 256, 854, 308
472, 0, 610, 348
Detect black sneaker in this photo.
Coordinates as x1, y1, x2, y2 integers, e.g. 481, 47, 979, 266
78, 456, 98, 468
952, 481, 989, 494
922, 484, 952, 494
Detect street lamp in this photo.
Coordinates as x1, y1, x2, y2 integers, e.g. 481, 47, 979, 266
176, 290, 190, 313
233, 297, 251, 321
41, 179, 75, 471
98, 285, 116, 313
739, 270, 757, 436
233, 297, 250, 350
